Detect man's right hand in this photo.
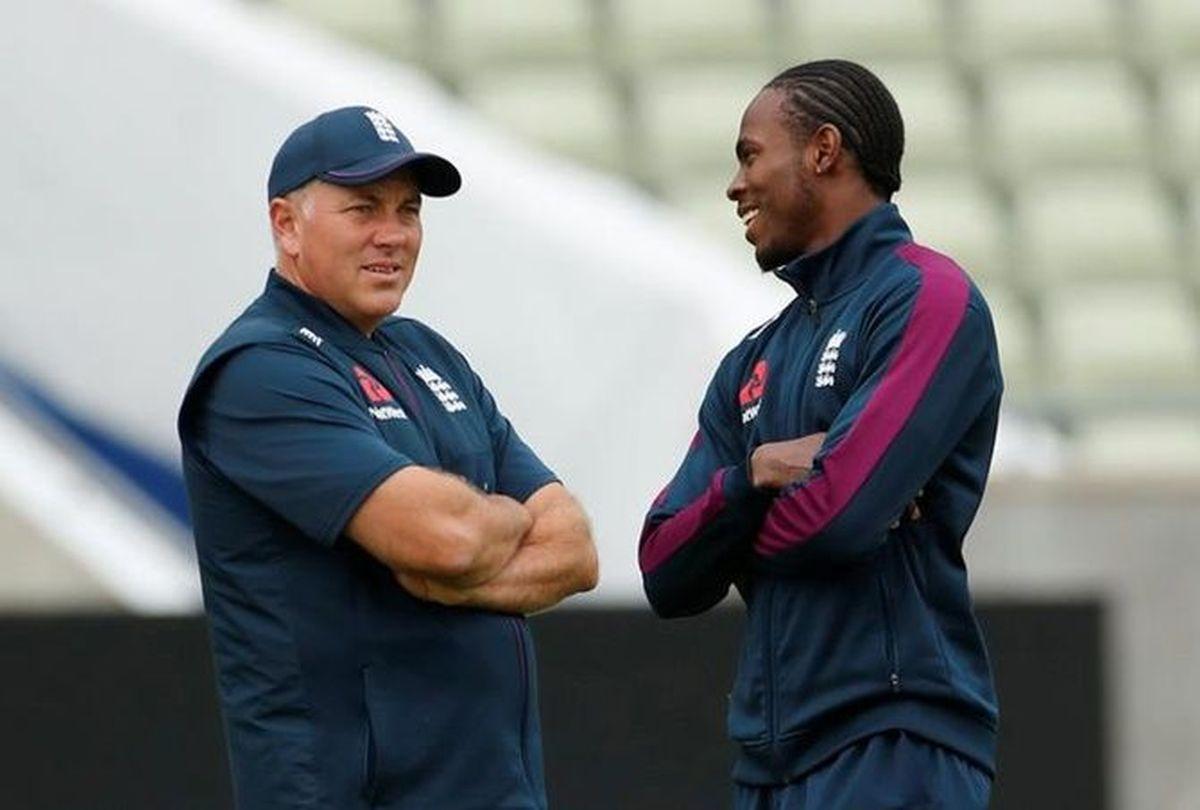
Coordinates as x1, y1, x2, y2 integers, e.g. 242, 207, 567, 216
750, 433, 827, 490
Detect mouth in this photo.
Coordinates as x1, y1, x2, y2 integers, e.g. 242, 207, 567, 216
738, 207, 760, 240
361, 262, 403, 277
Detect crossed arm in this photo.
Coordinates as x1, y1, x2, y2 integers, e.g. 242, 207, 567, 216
748, 433, 827, 490
637, 431, 826, 618
643, 277, 992, 614
347, 470, 598, 615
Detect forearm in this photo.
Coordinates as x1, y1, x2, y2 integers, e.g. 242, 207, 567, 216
400, 485, 598, 614
453, 535, 596, 614
348, 467, 529, 583
448, 493, 534, 587
640, 463, 773, 617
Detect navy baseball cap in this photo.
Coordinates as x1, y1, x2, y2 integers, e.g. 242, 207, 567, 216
267, 106, 461, 199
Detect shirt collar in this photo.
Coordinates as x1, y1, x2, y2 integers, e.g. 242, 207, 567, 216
773, 202, 911, 302
262, 269, 382, 350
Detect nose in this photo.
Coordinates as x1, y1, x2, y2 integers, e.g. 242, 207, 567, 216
726, 167, 745, 202
374, 215, 412, 249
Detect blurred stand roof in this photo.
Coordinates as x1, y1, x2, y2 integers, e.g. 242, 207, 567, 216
2, 0, 1192, 615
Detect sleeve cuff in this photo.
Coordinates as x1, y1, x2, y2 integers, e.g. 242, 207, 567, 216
722, 461, 772, 506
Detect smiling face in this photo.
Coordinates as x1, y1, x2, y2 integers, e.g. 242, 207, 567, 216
726, 87, 822, 271
271, 173, 423, 334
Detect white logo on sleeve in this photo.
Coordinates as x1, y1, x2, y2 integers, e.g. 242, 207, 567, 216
297, 327, 324, 348
364, 110, 400, 143
815, 329, 847, 388
415, 365, 468, 413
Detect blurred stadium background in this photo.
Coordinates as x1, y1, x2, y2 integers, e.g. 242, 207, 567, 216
0, 0, 1197, 807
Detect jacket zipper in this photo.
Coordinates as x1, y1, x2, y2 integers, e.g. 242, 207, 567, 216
509, 617, 536, 790
877, 572, 902, 692
361, 668, 378, 804
795, 281, 819, 324
381, 351, 427, 427
762, 581, 778, 758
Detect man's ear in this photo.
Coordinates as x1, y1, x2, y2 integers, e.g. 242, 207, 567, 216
269, 196, 302, 258
808, 123, 843, 176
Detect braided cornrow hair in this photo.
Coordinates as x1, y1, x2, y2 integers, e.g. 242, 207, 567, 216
766, 59, 905, 198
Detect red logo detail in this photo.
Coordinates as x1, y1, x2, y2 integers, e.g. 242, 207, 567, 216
353, 366, 394, 404
738, 360, 768, 407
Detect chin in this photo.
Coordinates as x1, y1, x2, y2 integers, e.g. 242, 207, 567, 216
360, 292, 404, 321
754, 245, 787, 272
754, 235, 806, 272
375, 298, 404, 319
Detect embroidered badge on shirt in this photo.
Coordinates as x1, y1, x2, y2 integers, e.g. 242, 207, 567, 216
815, 330, 847, 389
415, 365, 468, 413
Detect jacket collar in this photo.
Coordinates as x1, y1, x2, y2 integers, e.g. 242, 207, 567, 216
262, 269, 383, 351
774, 202, 911, 302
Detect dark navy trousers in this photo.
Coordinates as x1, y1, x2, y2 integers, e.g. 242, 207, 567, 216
733, 731, 991, 810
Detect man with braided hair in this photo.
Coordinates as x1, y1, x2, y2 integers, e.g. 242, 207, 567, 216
639, 60, 999, 808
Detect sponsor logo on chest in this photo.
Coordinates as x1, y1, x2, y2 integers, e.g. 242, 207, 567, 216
739, 359, 768, 424
353, 365, 408, 421
815, 330, 847, 389
415, 364, 468, 413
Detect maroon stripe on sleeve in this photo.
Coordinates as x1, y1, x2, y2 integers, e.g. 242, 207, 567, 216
639, 468, 728, 573
756, 243, 970, 556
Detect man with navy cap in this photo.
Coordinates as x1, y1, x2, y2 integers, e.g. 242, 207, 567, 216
179, 106, 598, 810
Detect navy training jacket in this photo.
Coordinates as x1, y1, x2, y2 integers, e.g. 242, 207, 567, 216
179, 273, 556, 809
639, 203, 1001, 784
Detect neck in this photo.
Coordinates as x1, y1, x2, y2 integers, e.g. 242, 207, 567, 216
804, 185, 885, 257
273, 261, 379, 337
275, 257, 309, 295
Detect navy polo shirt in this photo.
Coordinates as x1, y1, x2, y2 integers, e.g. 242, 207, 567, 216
178, 272, 557, 810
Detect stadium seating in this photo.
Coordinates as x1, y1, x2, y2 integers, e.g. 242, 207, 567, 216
460, 65, 624, 170
1190, 183, 1200, 277
1074, 415, 1200, 474
983, 61, 1149, 174
1043, 281, 1200, 393
638, 62, 769, 185
437, 0, 595, 71
1136, 0, 1200, 60
788, 0, 947, 60
977, 284, 1036, 389
607, 0, 772, 65
895, 173, 1006, 283
866, 62, 975, 171
1015, 172, 1180, 282
1162, 63, 1200, 178
274, 0, 1200, 464
276, 0, 422, 59
959, 0, 1123, 61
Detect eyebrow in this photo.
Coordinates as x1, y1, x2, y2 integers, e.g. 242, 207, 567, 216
343, 186, 421, 207
343, 189, 378, 205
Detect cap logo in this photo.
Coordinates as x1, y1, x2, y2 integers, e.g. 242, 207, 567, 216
363, 110, 400, 143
